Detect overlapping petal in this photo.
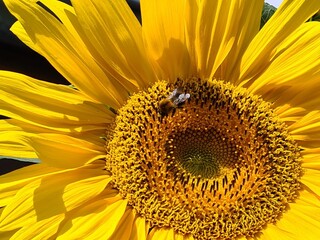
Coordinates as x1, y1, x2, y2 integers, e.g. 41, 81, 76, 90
71, 0, 157, 90
301, 148, 320, 171
301, 169, 320, 198
245, 22, 320, 113
107, 208, 136, 239
288, 111, 320, 148
0, 163, 110, 232
0, 164, 59, 207
0, 121, 37, 158
237, 0, 320, 86
10, 214, 64, 240
4, 0, 130, 109
25, 133, 106, 168
2, 131, 106, 168
141, 0, 264, 82
148, 228, 194, 240
141, 0, 193, 80
56, 191, 127, 239
195, 0, 264, 80
130, 217, 149, 240
0, 71, 114, 131
275, 105, 306, 126
260, 224, 299, 240
264, 190, 320, 238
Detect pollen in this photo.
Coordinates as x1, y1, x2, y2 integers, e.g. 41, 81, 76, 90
105, 78, 302, 239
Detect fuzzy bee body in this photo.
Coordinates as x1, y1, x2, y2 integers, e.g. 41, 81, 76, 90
159, 88, 190, 117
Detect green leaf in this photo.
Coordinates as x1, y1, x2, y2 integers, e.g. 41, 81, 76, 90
260, 2, 277, 29
310, 11, 320, 21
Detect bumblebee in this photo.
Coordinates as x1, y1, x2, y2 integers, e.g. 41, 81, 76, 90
159, 88, 190, 117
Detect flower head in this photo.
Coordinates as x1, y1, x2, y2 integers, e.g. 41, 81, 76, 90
1, 0, 320, 239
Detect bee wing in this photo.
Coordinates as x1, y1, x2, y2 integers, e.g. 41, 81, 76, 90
168, 89, 178, 100
174, 93, 190, 105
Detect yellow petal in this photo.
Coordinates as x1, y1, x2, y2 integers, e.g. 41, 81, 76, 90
238, 0, 320, 86
261, 224, 298, 240
0, 229, 18, 240
27, 133, 106, 168
148, 227, 194, 240
4, 0, 128, 109
71, 0, 157, 90
195, 0, 264, 80
130, 216, 149, 240
141, 0, 193, 80
275, 104, 306, 126
0, 164, 109, 231
301, 168, 320, 198
0, 119, 107, 160
245, 23, 320, 113
0, 71, 114, 131
0, 119, 42, 133
268, 189, 320, 239
288, 111, 320, 148
0, 164, 59, 207
108, 208, 135, 239
0, 129, 36, 159
9, 0, 78, 53
222, 0, 264, 82
10, 214, 64, 240
148, 228, 175, 240
1, 132, 105, 168
57, 195, 127, 239
301, 148, 320, 170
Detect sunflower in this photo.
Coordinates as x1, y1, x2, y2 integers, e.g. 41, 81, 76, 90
1, 0, 320, 239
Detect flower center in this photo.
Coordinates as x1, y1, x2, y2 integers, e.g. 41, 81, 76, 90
166, 128, 238, 178
105, 78, 302, 239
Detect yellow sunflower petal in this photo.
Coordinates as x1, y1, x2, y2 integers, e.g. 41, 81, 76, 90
141, 0, 193, 80
222, 0, 264, 81
195, 0, 264, 80
1, 132, 105, 168
27, 133, 106, 168
148, 228, 174, 240
10, 21, 36, 52
10, 214, 64, 240
238, 0, 320, 85
71, 0, 157, 90
275, 104, 306, 126
130, 216, 149, 240
148, 227, 194, 240
9, 0, 78, 53
0, 130, 36, 159
36, 0, 83, 38
0, 71, 114, 131
0, 164, 59, 207
4, 0, 127, 108
288, 111, 320, 148
261, 224, 297, 240
108, 208, 135, 239
0, 119, 108, 160
0, 229, 18, 240
301, 148, 320, 170
56, 195, 127, 239
301, 169, 320, 198
0, 119, 43, 133
0, 164, 109, 231
268, 190, 320, 238
246, 23, 320, 113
